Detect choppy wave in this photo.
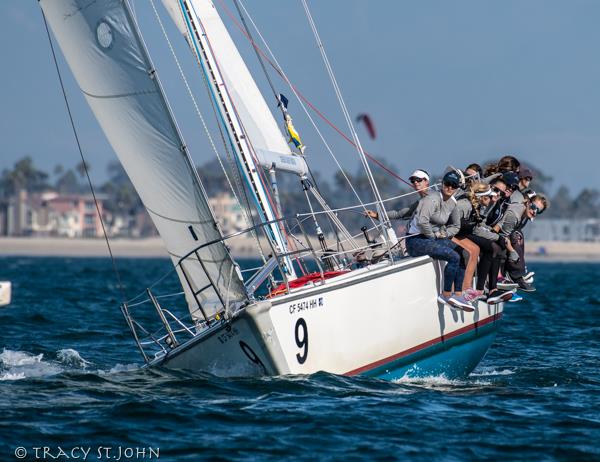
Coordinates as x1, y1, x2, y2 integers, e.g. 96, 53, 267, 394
0, 258, 598, 460
57, 348, 91, 368
394, 373, 494, 390
0, 348, 92, 381
0, 349, 44, 367
101, 363, 140, 374
0, 371, 26, 381
471, 367, 515, 377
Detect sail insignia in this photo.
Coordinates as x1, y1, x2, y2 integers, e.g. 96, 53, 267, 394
96, 20, 114, 49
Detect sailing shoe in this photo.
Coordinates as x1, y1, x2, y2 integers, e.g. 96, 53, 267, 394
524, 275, 535, 284
486, 289, 515, 305
464, 288, 485, 302
448, 294, 475, 312
497, 277, 518, 291
524, 271, 535, 280
508, 293, 524, 303
515, 277, 536, 292
437, 294, 451, 305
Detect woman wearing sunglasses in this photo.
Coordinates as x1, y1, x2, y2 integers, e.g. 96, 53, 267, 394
448, 182, 516, 304
509, 167, 534, 205
485, 176, 512, 228
405, 171, 474, 311
444, 181, 485, 302
364, 169, 430, 222
495, 194, 548, 291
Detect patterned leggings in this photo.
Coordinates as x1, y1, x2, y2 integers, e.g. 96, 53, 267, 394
406, 235, 465, 293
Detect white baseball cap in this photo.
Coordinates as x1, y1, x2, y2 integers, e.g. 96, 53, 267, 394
409, 169, 430, 182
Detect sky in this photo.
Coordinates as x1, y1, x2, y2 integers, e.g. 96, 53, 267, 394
2, 0, 600, 197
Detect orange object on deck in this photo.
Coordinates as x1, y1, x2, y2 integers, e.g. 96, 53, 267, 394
268, 270, 349, 298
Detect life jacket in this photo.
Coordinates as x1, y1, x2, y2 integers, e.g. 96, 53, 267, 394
485, 199, 508, 227
458, 207, 481, 237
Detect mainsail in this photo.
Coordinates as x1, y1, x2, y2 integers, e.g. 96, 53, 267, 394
161, 0, 308, 176
40, 0, 247, 320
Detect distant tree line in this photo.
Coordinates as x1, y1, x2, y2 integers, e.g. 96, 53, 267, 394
1, 156, 598, 230
0, 157, 143, 220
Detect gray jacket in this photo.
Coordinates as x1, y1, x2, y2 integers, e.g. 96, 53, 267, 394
498, 202, 529, 236
445, 196, 472, 238
510, 189, 525, 205
387, 200, 419, 221
409, 192, 457, 239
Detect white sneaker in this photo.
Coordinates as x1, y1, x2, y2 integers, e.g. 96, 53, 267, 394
464, 288, 485, 302
448, 294, 475, 312
524, 271, 535, 280
497, 277, 518, 291
437, 294, 451, 305
487, 288, 515, 304
439, 293, 463, 311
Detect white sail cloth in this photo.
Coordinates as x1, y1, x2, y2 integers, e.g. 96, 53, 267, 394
161, 0, 308, 176
40, 0, 247, 319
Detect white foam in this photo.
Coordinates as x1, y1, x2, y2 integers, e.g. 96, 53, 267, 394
0, 349, 43, 367
395, 373, 459, 386
394, 372, 492, 389
100, 363, 139, 375
0, 349, 62, 380
471, 368, 514, 377
0, 372, 26, 381
57, 349, 90, 368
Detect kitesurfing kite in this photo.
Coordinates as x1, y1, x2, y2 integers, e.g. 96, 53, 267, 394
356, 113, 376, 140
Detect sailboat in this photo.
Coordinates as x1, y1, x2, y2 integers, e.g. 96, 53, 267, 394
39, 0, 503, 380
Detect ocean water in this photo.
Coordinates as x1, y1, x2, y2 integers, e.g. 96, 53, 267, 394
0, 257, 598, 461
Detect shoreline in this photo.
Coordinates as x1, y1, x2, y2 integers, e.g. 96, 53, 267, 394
0, 237, 599, 262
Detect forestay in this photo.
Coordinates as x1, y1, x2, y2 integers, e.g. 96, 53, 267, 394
161, 0, 308, 176
40, 0, 247, 320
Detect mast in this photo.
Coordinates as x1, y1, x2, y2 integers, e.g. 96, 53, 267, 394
169, 0, 297, 278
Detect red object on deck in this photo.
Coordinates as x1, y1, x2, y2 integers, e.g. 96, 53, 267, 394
268, 270, 348, 297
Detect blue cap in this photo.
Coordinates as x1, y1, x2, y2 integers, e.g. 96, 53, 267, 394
502, 171, 519, 190
443, 171, 461, 188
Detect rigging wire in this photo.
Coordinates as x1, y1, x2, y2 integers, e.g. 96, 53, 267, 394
222, 0, 374, 211
297, 181, 443, 217
148, 0, 268, 264
223, 0, 412, 189
230, 0, 347, 252
231, 0, 280, 112
177, 0, 306, 276
40, 8, 127, 305
228, 0, 380, 247
299, 0, 390, 229
223, 2, 374, 251
220, 0, 411, 249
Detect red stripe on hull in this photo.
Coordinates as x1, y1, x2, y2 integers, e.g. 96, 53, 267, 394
345, 313, 503, 376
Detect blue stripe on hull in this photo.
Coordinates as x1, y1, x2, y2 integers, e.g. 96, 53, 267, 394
362, 322, 500, 381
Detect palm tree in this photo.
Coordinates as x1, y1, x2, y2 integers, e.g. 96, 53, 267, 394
75, 160, 91, 179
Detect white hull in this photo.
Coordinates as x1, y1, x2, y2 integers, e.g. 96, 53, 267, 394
152, 257, 503, 380
0, 281, 11, 307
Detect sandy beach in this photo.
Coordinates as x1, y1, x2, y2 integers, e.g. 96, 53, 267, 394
0, 237, 169, 258
0, 237, 599, 262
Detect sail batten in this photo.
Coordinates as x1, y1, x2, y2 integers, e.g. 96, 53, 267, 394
40, 0, 247, 319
